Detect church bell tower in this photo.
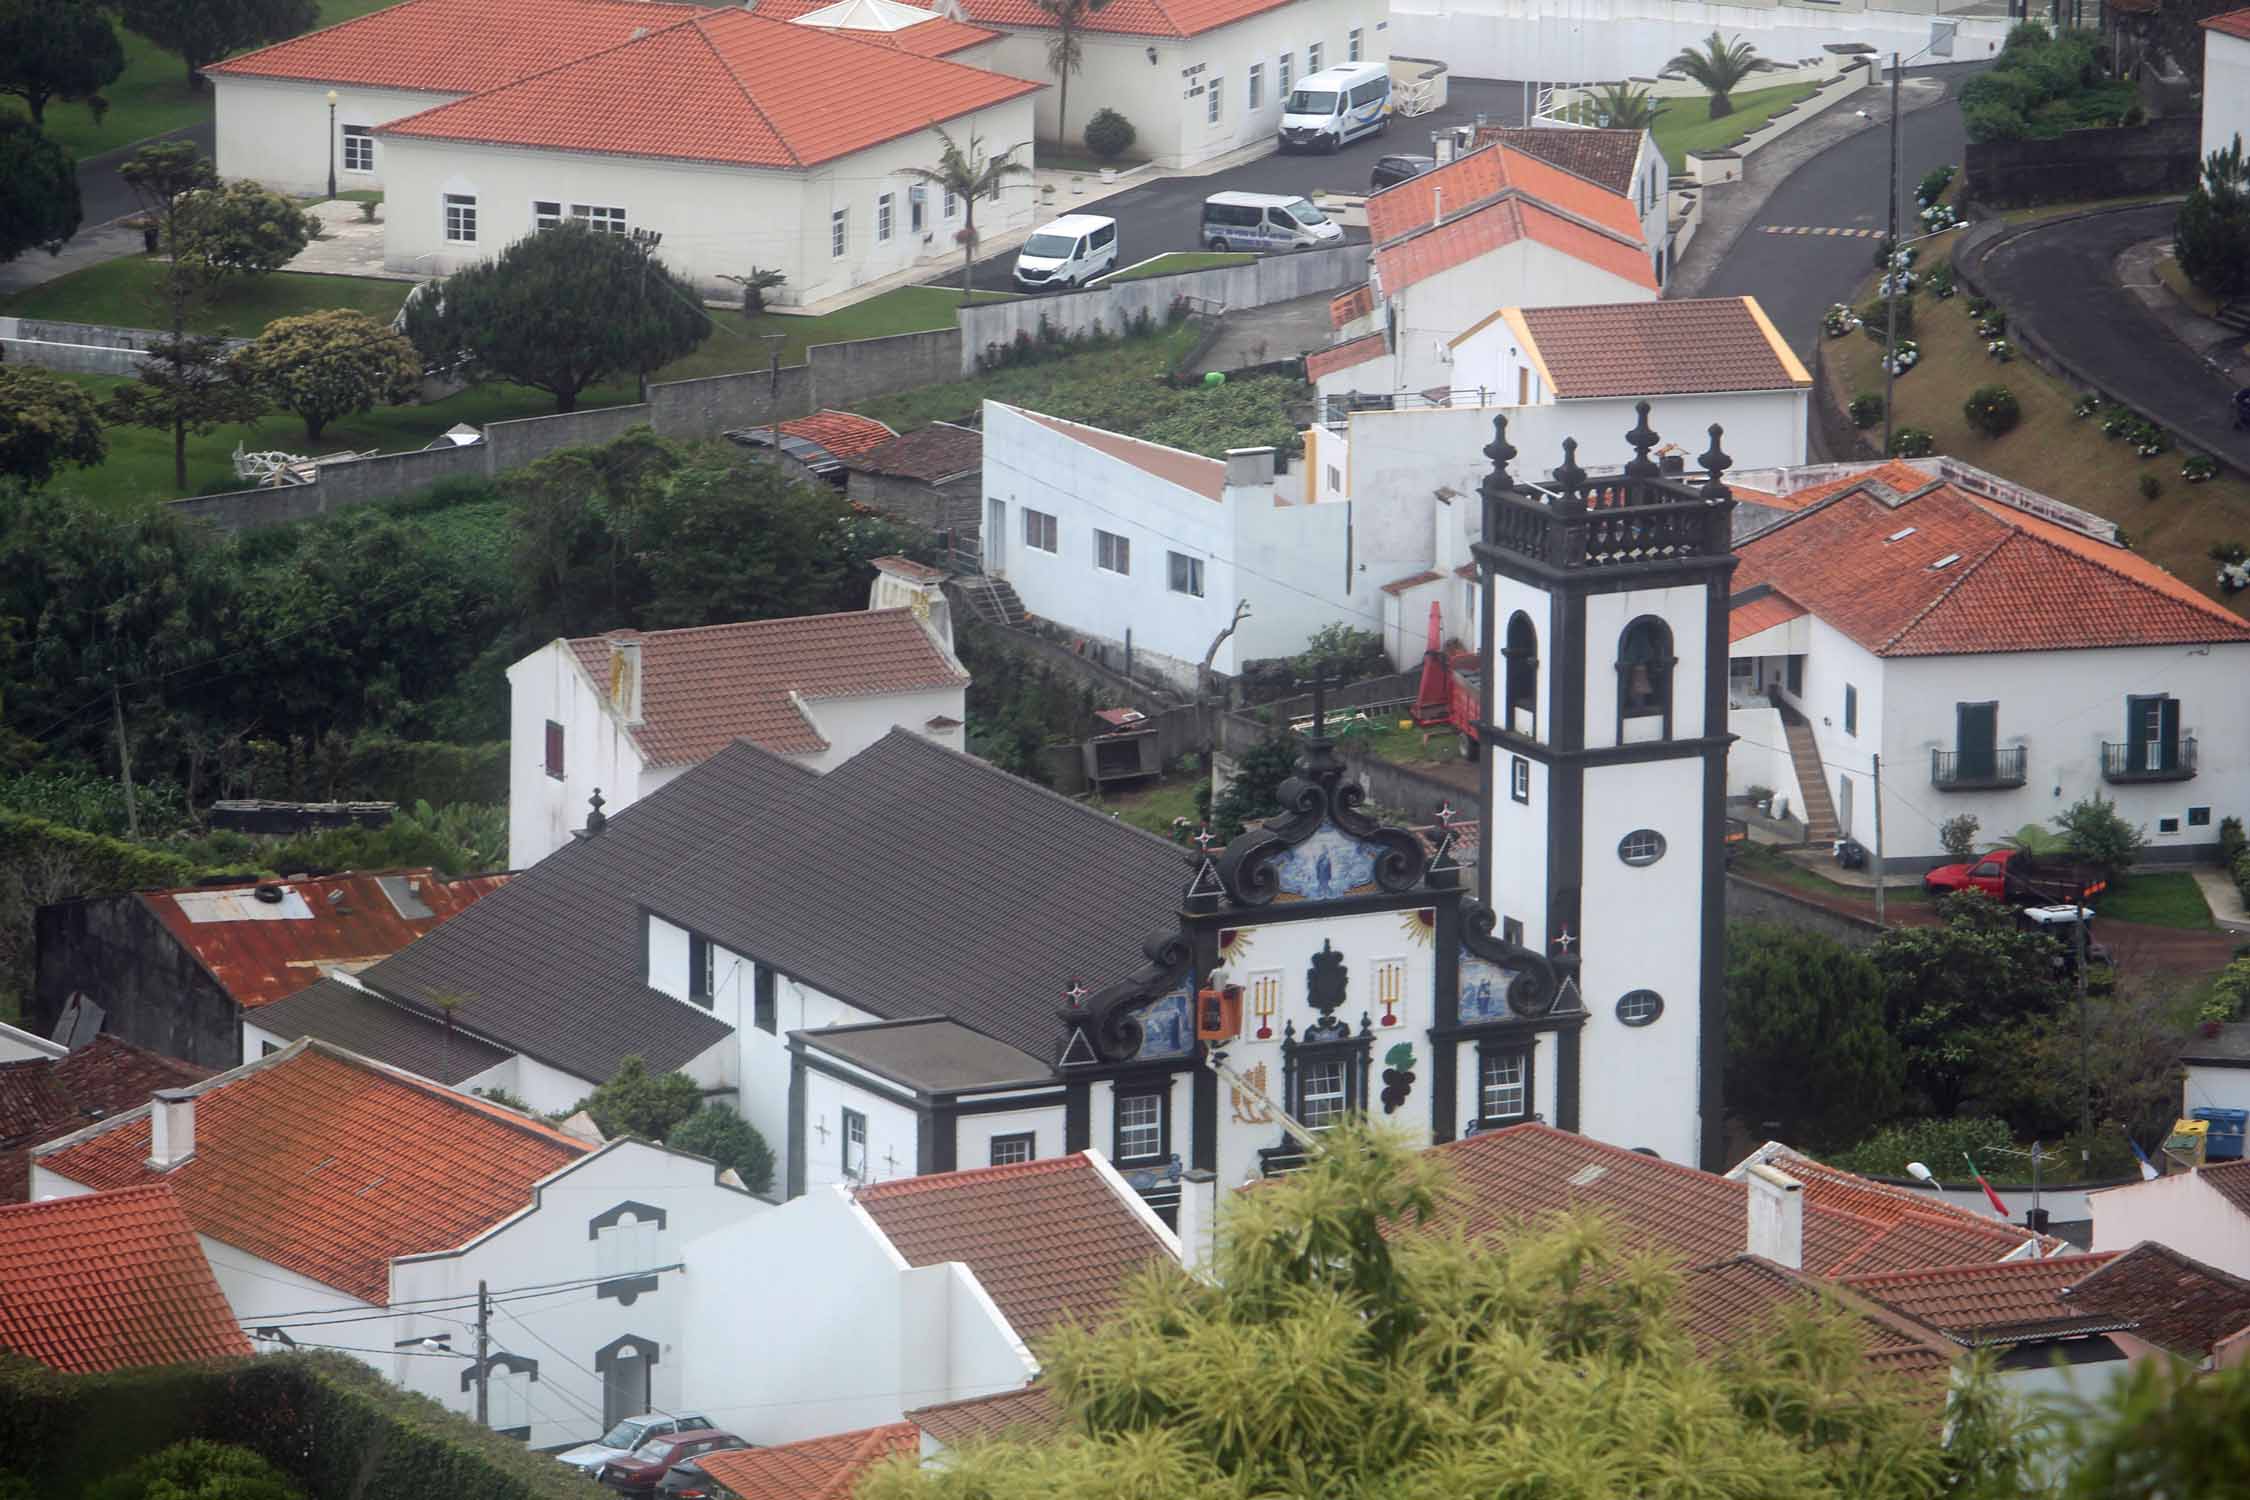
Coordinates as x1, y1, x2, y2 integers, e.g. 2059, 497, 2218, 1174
1470, 405, 1737, 1169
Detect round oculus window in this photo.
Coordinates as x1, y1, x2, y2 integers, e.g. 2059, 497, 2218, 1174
1616, 990, 1664, 1027
1617, 829, 1666, 866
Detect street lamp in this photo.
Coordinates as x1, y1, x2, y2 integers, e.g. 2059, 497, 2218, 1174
1876, 23, 1957, 459
326, 89, 339, 201
1906, 1160, 1945, 1195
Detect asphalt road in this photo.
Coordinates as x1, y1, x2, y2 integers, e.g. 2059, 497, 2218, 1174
78, 119, 218, 225
1979, 202, 2250, 468
953, 78, 1528, 294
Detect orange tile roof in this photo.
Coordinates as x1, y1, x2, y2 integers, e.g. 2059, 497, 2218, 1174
1367, 144, 1644, 248
380, 9, 1043, 169
778, 410, 900, 462
2063, 1241, 2250, 1358
140, 869, 508, 1010
754, 0, 999, 55
907, 1382, 1062, 1443
0, 1184, 253, 1373
855, 1153, 1176, 1344
957, 0, 1292, 38
1011, 406, 1225, 500
1305, 331, 1387, 382
1330, 283, 1373, 328
568, 609, 963, 764
1380, 569, 1443, 595
1515, 298, 1808, 398
205, 0, 700, 93
1373, 196, 1658, 298
1729, 588, 1806, 643
697, 1422, 919, 1500
2201, 1159, 2250, 1218
1472, 126, 1646, 197
2203, 7, 2250, 39
1680, 1256, 1956, 1396
1842, 1253, 2121, 1341
34, 1044, 589, 1304
0, 1035, 210, 1203
1735, 462, 2250, 656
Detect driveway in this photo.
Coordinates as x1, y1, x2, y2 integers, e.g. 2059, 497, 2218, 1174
0, 118, 217, 298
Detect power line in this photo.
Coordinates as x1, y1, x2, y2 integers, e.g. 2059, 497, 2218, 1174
234, 1263, 686, 1327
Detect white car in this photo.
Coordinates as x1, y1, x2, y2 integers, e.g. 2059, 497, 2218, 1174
1011, 214, 1119, 289
555, 1411, 715, 1472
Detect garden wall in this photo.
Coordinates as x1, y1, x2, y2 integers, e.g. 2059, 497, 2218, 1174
1726, 873, 1885, 947
0, 317, 250, 376
1964, 116, 2200, 206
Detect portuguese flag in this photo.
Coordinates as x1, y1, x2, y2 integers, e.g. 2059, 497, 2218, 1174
1962, 1153, 2009, 1218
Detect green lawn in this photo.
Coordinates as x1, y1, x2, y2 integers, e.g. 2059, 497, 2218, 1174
2097, 871, 2216, 930
1095, 252, 1253, 285
2, 256, 411, 336
1638, 83, 1821, 172
660, 284, 1018, 380
1087, 776, 1202, 838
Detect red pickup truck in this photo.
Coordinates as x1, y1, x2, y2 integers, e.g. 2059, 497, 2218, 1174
1922, 848, 2107, 903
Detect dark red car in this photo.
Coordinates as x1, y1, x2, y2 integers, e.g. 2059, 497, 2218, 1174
599, 1430, 748, 1493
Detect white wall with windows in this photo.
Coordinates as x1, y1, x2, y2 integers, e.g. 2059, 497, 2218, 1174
801, 1066, 920, 1192
212, 74, 460, 194
1382, 242, 1656, 394
955, 1105, 1067, 1168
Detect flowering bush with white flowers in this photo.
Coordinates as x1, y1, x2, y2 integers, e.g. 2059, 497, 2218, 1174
1878, 269, 1918, 298
2183, 454, 2219, 482
1976, 313, 2007, 338
1823, 302, 1862, 338
2071, 393, 2102, 420
1986, 338, 2014, 362
1919, 202, 1960, 231
1883, 340, 1921, 375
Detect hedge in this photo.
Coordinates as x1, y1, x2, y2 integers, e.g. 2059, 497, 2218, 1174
0, 811, 198, 894
0, 1352, 603, 1500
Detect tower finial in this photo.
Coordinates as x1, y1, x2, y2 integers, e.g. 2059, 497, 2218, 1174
1623, 400, 1661, 479
1697, 424, 1733, 499
1552, 436, 1587, 497
1482, 412, 1518, 490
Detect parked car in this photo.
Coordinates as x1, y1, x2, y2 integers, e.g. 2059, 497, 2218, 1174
1200, 192, 1343, 252
556, 1412, 717, 1474
1011, 214, 1118, 289
600, 1430, 748, 1493
1369, 153, 1434, 190
1279, 63, 1391, 151
1921, 847, 2108, 905
2017, 903, 2114, 973
655, 1454, 739, 1499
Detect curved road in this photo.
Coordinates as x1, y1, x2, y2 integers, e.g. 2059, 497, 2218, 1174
1976, 201, 2250, 468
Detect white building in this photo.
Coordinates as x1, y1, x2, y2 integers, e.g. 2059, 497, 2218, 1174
956, 0, 1387, 166
2185, 1022, 2250, 1119
1725, 458, 2250, 868
506, 558, 967, 869
2090, 1159, 2250, 1281
29, 1039, 767, 1445
1471, 124, 1670, 285
2202, 10, 2250, 164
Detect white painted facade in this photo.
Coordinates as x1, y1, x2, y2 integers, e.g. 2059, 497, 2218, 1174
975, 0, 1385, 165
2088, 1168, 2250, 1280
2185, 1059, 2250, 1119
2202, 26, 2250, 165
377, 98, 1037, 303
212, 73, 460, 195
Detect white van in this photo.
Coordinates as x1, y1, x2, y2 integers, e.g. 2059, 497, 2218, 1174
1200, 192, 1344, 252
1011, 214, 1118, 289
1280, 64, 1391, 152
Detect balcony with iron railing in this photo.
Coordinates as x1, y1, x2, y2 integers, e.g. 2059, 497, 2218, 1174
2101, 737, 2197, 783
1931, 746, 2028, 791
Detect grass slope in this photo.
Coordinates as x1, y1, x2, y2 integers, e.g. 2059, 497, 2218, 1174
2, 255, 411, 334
657, 285, 1017, 380
2098, 871, 2216, 931
1645, 82, 1820, 172
1096, 252, 1253, 285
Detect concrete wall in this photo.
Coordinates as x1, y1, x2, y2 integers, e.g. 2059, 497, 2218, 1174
168, 442, 494, 532
847, 469, 982, 537
811, 328, 962, 403
1965, 116, 2201, 207
2205, 30, 2250, 166
31, 896, 242, 1070
2089, 1170, 2250, 1279
1, 318, 251, 377
1725, 875, 1884, 947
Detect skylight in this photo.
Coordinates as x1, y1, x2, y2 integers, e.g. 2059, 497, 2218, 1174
1886, 527, 1917, 542
1930, 553, 1961, 570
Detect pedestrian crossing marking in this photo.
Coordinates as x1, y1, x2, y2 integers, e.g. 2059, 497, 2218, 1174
1762, 225, 1884, 238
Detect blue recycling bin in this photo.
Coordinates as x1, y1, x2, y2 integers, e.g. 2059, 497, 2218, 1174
2192, 1107, 2247, 1161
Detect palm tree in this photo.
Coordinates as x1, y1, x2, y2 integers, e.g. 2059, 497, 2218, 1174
1585, 82, 1664, 131
1037, 0, 1113, 148
1667, 31, 1761, 119
903, 126, 1030, 305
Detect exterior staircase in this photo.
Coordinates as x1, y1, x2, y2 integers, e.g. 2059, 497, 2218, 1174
957, 574, 1027, 628
1777, 705, 1841, 847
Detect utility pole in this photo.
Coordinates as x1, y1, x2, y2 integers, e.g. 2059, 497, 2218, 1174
111, 681, 139, 839
1880, 50, 1904, 460
474, 1279, 491, 1428
630, 227, 663, 403
1871, 754, 1886, 926
2077, 894, 2092, 1159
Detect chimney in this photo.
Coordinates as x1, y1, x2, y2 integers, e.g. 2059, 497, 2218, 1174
1224, 446, 1276, 491
1745, 1163, 1803, 1269
607, 634, 644, 727
148, 1088, 196, 1170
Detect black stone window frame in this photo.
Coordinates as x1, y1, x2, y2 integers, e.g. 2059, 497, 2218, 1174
1510, 754, 1530, 804
460, 1350, 540, 1439
1472, 1039, 1533, 1130
989, 1131, 1037, 1166
1284, 1029, 1374, 1132
1112, 1083, 1170, 1165
1616, 616, 1676, 738
1616, 990, 1664, 1027
588, 1200, 669, 1305
1617, 829, 1667, 867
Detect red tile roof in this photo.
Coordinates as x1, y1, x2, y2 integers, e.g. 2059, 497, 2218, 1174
0, 1184, 252, 1373
697, 1422, 919, 1500
2202, 8, 2250, 39
0, 1036, 210, 1203
1380, 569, 1443, 595
2201, 1159, 2250, 1218
1735, 462, 2250, 656
205, 0, 698, 93
566, 609, 965, 765
2063, 1241, 2250, 1358
754, 0, 999, 55
379, 9, 1042, 168
1368, 145, 1645, 249
846, 422, 982, 481
1011, 407, 1225, 500
1305, 332, 1387, 383
855, 1153, 1176, 1344
140, 869, 508, 1011
34, 1043, 589, 1304
871, 554, 948, 584
1471, 126, 1647, 197
1729, 589, 1806, 643
1330, 283, 1373, 328
1680, 1256, 1956, 1395
1372, 196, 1658, 298
779, 410, 900, 462
1515, 297, 1808, 398
907, 1382, 1063, 1443
1841, 1253, 2122, 1342
957, 0, 1291, 38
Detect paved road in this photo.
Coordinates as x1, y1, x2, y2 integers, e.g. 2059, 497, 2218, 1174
79, 118, 218, 225
952, 78, 1527, 294
1977, 202, 2250, 468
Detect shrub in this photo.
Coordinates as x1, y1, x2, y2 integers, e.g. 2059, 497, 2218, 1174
2175, 136, 2250, 299
1827, 1115, 2013, 1179
1926, 261, 1955, 299
1889, 427, 1935, 457
1083, 108, 1137, 162
1848, 392, 1884, 429
1822, 302, 1862, 338
1915, 164, 1957, 205
2053, 794, 2148, 886
2139, 473, 2162, 502
1986, 338, 2015, 363
2071, 392, 2102, 420
1290, 623, 1388, 682
2183, 453, 2219, 482
668, 1102, 777, 1196
1882, 340, 1922, 376
85, 1440, 302, 1500
2220, 814, 2247, 867
2208, 957, 2250, 1023
1940, 813, 1982, 861
1963, 384, 2021, 437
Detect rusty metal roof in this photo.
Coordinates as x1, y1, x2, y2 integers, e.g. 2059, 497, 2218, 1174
141, 870, 509, 1010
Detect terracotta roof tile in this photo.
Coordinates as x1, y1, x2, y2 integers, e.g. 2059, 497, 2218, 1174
1842, 1253, 2121, 1342
870, 554, 949, 584
1471, 126, 1646, 196
1368, 145, 1644, 248
0, 1036, 210, 1203
0, 1184, 252, 1372
1735, 462, 2250, 656
1372, 197, 1658, 298
380, 10, 1043, 169
1380, 569, 1443, 595
697, 1422, 919, 1500
855, 1153, 1176, 1344
206, 0, 702, 92
957, 0, 1292, 38
2063, 1241, 2250, 1357
1010, 406, 1225, 500
140, 869, 507, 1010
776, 410, 900, 462
1680, 1256, 1956, 1397
2202, 7, 2250, 38
846, 422, 982, 481
34, 1044, 589, 1304
1515, 298, 1807, 398
1306, 332, 1388, 382
1330, 283, 1374, 328
1729, 589, 1806, 643
907, 1383, 1062, 1443
2197, 1158, 2250, 1217
566, 608, 966, 765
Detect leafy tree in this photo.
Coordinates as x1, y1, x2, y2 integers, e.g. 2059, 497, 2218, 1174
2174, 134, 2250, 300
632, 451, 857, 628
0, 0, 123, 125
0, 364, 106, 488
0, 115, 80, 262
902, 126, 1030, 304
174, 179, 316, 280
101, 333, 266, 491
572, 1055, 702, 1141
119, 140, 220, 336
1205, 733, 1301, 841
860, 1122, 1986, 1500
1585, 81, 1664, 130
84, 1440, 303, 1500
1667, 30, 1762, 118
115, 0, 318, 90
400, 223, 709, 411
2049, 1339, 2250, 1496
1036, 0, 1113, 149
2052, 793, 2147, 887
1868, 892, 2067, 1115
1939, 813, 1981, 861
668, 1102, 777, 1195
232, 308, 421, 441
502, 432, 681, 639
1979, 977, 2194, 1154
716, 266, 786, 314
1290, 622, 1387, 681
1725, 923, 1904, 1146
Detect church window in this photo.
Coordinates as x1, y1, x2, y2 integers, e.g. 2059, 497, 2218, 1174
754, 965, 776, 1033
1502, 612, 1539, 736
1617, 990, 1664, 1026
1501, 916, 1524, 947
989, 1132, 1035, 1165
1115, 1090, 1165, 1161
841, 1108, 867, 1179
1299, 1059, 1349, 1129
1617, 617, 1674, 725
1510, 755, 1529, 803
1617, 829, 1666, 867
1478, 1049, 1529, 1123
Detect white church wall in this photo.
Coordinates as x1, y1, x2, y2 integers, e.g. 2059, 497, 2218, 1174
954, 1105, 1068, 1170
802, 1066, 920, 1193
1581, 584, 1712, 751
